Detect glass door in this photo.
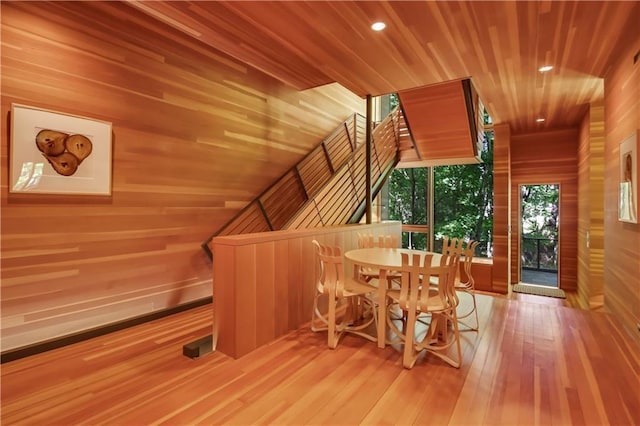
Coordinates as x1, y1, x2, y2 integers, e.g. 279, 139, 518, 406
519, 184, 559, 287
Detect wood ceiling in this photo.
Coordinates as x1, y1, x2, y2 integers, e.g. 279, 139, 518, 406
127, 1, 637, 134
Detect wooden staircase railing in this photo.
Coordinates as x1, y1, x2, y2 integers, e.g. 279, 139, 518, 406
201, 107, 408, 260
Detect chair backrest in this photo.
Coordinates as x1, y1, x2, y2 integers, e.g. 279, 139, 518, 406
461, 240, 479, 285
441, 236, 465, 258
357, 232, 373, 248
437, 252, 461, 307
312, 240, 345, 299
380, 234, 399, 248
396, 252, 459, 312
357, 232, 398, 249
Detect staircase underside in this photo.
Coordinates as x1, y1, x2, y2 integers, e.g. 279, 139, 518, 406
397, 79, 483, 167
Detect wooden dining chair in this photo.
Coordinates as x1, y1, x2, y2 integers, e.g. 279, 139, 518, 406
429, 237, 480, 331
386, 252, 462, 369
427, 236, 464, 292
356, 232, 401, 288
311, 240, 378, 349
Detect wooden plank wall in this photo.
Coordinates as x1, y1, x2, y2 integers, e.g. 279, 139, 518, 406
211, 221, 402, 358
603, 12, 640, 341
0, 2, 365, 352
491, 123, 511, 294
577, 104, 605, 310
510, 129, 579, 291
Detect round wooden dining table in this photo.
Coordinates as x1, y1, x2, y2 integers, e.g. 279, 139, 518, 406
344, 247, 441, 348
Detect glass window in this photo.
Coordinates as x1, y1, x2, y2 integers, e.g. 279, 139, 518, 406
385, 110, 494, 257
433, 130, 493, 256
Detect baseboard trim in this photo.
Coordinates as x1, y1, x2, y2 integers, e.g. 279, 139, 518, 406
1, 297, 212, 364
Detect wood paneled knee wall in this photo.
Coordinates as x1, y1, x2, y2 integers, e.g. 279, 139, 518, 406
211, 222, 401, 358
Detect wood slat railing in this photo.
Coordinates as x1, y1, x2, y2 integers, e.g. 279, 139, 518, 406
285, 110, 401, 230
202, 108, 408, 258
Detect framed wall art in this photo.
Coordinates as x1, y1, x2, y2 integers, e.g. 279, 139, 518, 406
618, 130, 638, 224
10, 104, 112, 195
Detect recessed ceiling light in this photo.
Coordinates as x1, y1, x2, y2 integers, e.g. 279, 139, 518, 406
371, 22, 386, 31
536, 118, 546, 123
538, 65, 553, 73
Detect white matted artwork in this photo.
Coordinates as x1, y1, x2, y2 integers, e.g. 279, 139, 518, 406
10, 103, 112, 195
619, 130, 638, 223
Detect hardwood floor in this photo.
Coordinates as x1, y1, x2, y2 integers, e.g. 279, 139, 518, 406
2, 292, 639, 425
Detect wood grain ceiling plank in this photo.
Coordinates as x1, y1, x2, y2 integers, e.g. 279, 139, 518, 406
129, 0, 637, 134
127, 1, 333, 90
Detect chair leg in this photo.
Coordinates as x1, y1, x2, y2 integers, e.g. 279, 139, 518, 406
367, 294, 378, 332
327, 296, 338, 349
456, 290, 479, 332
347, 295, 378, 343
384, 302, 406, 346
311, 293, 331, 332
311, 293, 323, 332
451, 311, 462, 368
419, 312, 462, 369
402, 309, 419, 369
470, 292, 479, 330
352, 296, 365, 323
438, 312, 461, 368
424, 313, 443, 344
311, 294, 318, 330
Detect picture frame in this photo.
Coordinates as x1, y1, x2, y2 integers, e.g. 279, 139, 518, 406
618, 130, 638, 223
9, 104, 112, 195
